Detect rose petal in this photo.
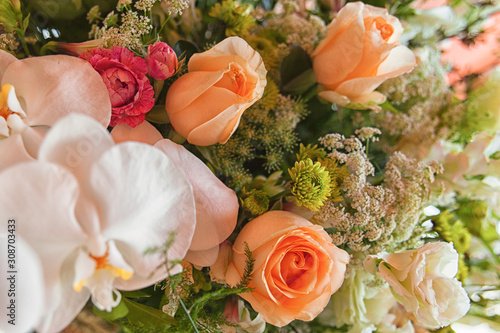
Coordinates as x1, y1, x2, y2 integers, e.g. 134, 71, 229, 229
1, 55, 111, 127
111, 121, 163, 145
312, 2, 365, 87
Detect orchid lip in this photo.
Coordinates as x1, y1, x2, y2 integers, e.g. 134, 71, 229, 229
73, 240, 134, 312
0, 84, 28, 137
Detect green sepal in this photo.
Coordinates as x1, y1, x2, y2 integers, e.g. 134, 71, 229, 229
93, 298, 129, 321
122, 297, 177, 326
282, 68, 317, 95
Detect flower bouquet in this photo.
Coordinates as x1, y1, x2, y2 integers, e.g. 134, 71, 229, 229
0, 0, 499, 332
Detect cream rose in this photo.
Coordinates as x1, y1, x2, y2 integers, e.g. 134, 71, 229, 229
165, 37, 267, 146
311, 2, 416, 109
225, 211, 349, 327
366, 242, 470, 329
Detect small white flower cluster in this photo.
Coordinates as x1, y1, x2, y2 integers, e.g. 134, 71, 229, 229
0, 32, 18, 52
161, 0, 190, 16
314, 133, 441, 253
89, 1, 154, 50
373, 47, 464, 159
135, 0, 158, 11
355, 127, 381, 142
266, 14, 326, 55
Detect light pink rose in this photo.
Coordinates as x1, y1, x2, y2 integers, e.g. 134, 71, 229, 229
80, 46, 155, 128
147, 42, 178, 80
225, 211, 349, 327
366, 242, 470, 329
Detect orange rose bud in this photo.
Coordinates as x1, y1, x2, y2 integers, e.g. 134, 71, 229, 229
165, 37, 267, 146
225, 211, 349, 327
312, 2, 416, 109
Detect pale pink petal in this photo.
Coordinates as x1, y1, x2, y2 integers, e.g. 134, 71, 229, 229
85, 142, 196, 290
0, 133, 33, 170
38, 114, 114, 179
111, 121, 163, 145
0, 238, 45, 333
0, 50, 16, 80
184, 246, 220, 267
154, 139, 238, 256
155, 140, 239, 254
1, 55, 111, 127
0, 162, 88, 332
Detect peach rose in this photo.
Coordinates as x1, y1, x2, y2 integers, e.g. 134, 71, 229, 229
225, 211, 349, 327
311, 2, 416, 109
365, 242, 470, 329
165, 36, 267, 146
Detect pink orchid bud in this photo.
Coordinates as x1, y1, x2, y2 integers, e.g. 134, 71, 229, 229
147, 42, 178, 80
222, 295, 240, 324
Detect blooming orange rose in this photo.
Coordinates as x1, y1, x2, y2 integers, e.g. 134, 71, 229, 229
165, 36, 267, 146
312, 2, 416, 109
225, 211, 349, 327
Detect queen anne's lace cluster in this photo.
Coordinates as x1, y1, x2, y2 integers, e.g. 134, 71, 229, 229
314, 134, 441, 253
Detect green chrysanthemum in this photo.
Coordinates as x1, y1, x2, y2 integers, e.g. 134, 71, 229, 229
289, 158, 331, 211
242, 189, 269, 216
432, 210, 471, 282
296, 143, 327, 162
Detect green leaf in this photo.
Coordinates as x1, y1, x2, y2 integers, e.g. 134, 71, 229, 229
280, 45, 313, 90
146, 105, 170, 124
22, 14, 30, 32
93, 299, 129, 321
121, 290, 152, 298
123, 297, 177, 326
380, 100, 400, 114
282, 68, 317, 95
173, 40, 200, 63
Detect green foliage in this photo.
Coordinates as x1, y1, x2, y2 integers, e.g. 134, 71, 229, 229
201, 87, 309, 189
208, 0, 255, 37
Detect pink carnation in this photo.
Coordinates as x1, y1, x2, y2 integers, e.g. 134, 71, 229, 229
80, 46, 154, 127
147, 42, 178, 80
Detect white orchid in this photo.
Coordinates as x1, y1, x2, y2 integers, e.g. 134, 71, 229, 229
0, 237, 45, 333
0, 50, 111, 170
0, 114, 197, 332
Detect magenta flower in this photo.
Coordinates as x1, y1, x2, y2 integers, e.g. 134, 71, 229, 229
147, 42, 178, 80
80, 46, 155, 128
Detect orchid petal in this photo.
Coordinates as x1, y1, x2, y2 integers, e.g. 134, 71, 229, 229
6, 85, 26, 117
38, 113, 114, 179
184, 245, 220, 267
85, 142, 196, 290
0, 117, 8, 137
0, 237, 45, 333
154, 139, 238, 256
0, 133, 33, 170
0, 162, 88, 332
37, 251, 90, 333
1, 55, 111, 127
0, 50, 16, 80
